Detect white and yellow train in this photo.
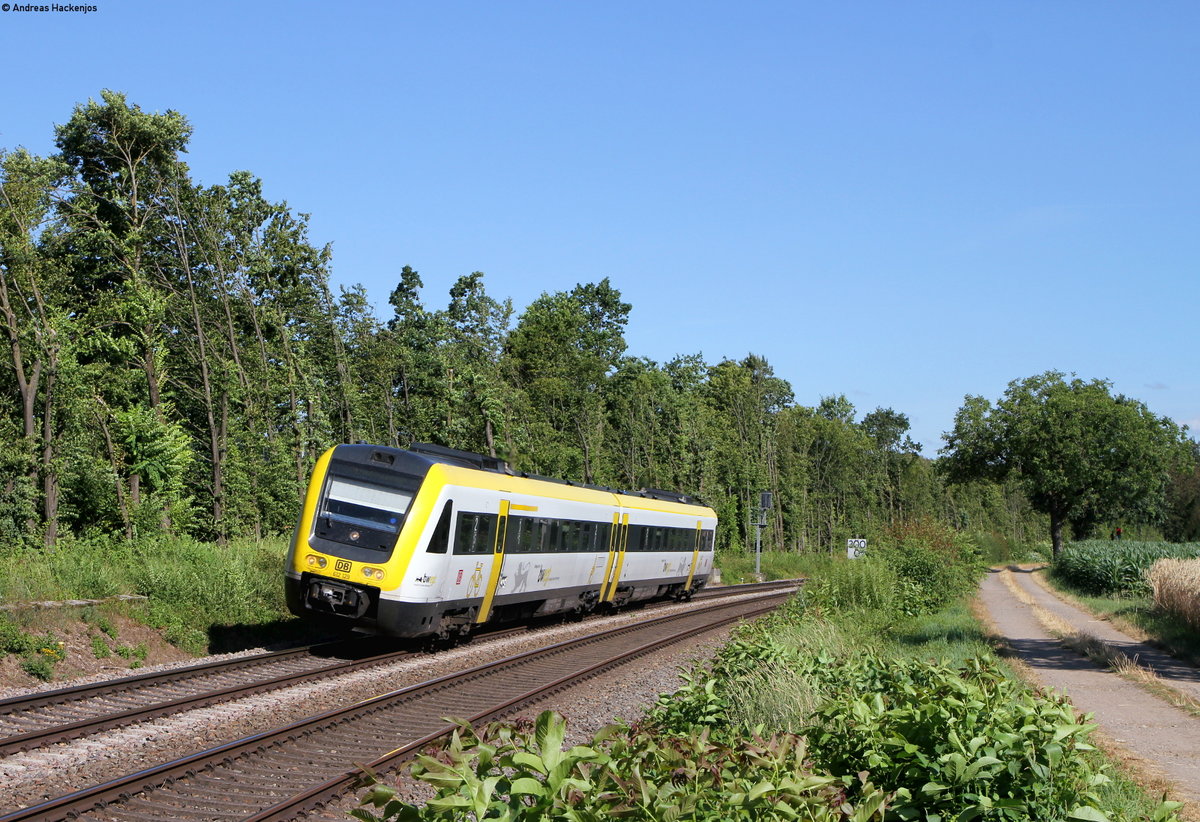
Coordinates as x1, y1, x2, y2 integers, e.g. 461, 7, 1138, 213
285, 443, 717, 638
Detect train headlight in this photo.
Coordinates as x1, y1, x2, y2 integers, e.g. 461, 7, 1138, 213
363, 567, 384, 581
306, 555, 328, 569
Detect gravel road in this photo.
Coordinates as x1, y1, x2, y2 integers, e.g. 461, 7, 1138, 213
978, 567, 1200, 814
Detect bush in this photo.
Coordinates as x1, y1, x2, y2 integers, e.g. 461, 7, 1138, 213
973, 532, 1039, 564
804, 559, 899, 619
0, 615, 37, 656
869, 519, 984, 615
353, 710, 892, 822
804, 655, 1113, 819
641, 602, 1172, 821
16, 632, 66, 681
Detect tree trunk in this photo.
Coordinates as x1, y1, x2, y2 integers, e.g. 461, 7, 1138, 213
40, 363, 59, 549
213, 392, 228, 544
1050, 507, 1066, 558
181, 259, 225, 542
128, 472, 141, 539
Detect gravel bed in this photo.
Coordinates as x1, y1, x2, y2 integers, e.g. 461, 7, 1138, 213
0, 591, 769, 814
0, 644, 301, 702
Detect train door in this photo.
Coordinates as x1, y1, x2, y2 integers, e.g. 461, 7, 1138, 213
600, 513, 629, 603
475, 500, 510, 623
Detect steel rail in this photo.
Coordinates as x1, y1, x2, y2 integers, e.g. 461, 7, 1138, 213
1, 592, 789, 822
248, 596, 786, 822
0, 644, 412, 756
0, 581, 797, 757
0, 643, 337, 715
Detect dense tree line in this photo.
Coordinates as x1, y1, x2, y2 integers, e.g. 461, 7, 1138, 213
3, 93, 1193, 553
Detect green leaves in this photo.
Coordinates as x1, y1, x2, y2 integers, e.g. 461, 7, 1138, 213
942, 371, 1192, 556
1053, 540, 1200, 596
355, 710, 890, 821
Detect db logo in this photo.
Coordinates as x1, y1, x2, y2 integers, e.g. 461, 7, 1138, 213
335, 559, 352, 573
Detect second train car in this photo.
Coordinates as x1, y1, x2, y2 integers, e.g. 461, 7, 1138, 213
284, 443, 717, 638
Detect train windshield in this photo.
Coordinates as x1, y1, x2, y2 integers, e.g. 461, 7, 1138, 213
322, 477, 413, 533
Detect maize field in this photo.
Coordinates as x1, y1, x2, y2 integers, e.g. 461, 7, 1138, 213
1052, 540, 1200, 596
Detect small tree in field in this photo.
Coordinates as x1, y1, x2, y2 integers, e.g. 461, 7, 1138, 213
940, 371, 1189, 558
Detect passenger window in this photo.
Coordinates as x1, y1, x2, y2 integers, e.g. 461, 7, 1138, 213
455, 512, 498, 554
598, 523, 612, 552
427, 501, 453, 553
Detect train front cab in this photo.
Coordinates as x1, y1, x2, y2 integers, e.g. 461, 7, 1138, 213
285, 444, 446, 636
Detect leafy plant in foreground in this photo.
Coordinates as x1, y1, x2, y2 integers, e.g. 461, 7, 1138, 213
805, 656, 1113, 819
353, 710, 891, 821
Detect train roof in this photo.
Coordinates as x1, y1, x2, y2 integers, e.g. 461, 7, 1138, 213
335, 442, 708, 508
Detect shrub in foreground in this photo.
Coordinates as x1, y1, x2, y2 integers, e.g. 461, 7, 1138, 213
353, 710, 890, 821
804, 656, 1112, 819
645, 609, 1179, 821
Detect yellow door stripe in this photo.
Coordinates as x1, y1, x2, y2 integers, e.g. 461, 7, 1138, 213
599, 512, 619, 601
604, 514, 630, 603
509, 503, 539, 512
476, 500, 510, 623
685, 520, 701, 590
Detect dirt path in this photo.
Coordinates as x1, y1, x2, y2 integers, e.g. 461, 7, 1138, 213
977, 567, 1200, 813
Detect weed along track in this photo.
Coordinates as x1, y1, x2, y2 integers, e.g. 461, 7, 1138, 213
1, 587, 791, 821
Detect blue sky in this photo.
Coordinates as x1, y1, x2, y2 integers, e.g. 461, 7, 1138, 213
2, 1, 1197, 455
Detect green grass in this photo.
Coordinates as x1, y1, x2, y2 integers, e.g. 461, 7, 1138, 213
714, 549, 834, 584
0, 535, 298, 655
889, 601, 999, 667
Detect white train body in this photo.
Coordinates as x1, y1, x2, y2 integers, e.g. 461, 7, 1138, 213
285, 444, 716, 638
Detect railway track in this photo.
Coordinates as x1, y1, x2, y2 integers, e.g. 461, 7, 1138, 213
1, 589, 789, 822
0, 580, 797, 759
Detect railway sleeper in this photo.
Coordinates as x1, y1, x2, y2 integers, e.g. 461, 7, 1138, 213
175, 773, 292, 797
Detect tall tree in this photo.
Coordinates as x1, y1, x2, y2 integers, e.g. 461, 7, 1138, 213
505, 278, 630, 482
0, 149, 71, 546
941, 371, 1190, 556
54, 90, 191, 415
702, 355, 793, 550
444, 271, 512, 456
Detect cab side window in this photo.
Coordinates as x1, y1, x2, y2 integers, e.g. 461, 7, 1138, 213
427, 501, 453, 553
